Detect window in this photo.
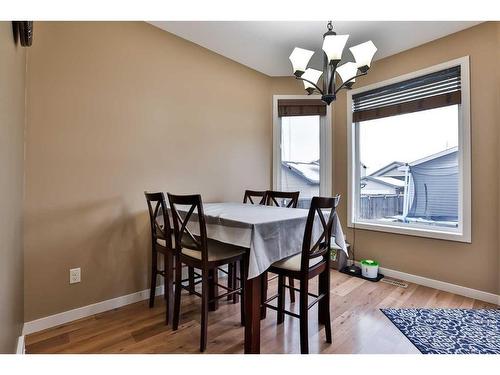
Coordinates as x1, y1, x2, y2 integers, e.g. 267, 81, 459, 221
347, 57, 471, 242
281, 115, 320, 201
273, 96, 332, 208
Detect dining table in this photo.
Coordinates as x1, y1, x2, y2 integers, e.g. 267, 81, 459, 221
174, 201, 348, 353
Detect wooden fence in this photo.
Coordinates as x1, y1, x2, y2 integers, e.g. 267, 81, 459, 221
359, 194, 404, 219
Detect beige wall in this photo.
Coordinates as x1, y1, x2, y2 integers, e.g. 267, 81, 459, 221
24, 22, 271, 321
0, 22, 26, 352
24, 21, 499, 322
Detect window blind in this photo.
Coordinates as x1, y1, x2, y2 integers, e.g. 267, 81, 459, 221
352, 66, 461, 122
278, 99, 327, 117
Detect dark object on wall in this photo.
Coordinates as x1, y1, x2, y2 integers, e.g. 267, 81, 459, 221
11, 22, 19, 44
12, 21, 33, 47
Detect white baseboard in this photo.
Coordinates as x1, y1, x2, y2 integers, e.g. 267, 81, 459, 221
354, 261, 500, 305
16, 335, 25, 354
23, 285, 164, 336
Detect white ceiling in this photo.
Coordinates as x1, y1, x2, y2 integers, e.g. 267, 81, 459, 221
149, 21, 481, 76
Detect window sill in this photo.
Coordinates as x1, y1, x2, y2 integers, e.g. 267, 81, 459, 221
348, 220, 471, 243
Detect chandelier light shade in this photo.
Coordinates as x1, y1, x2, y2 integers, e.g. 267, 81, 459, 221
322, 34, 349, 62
288, 21, 377, 105
336, 62, 359, 88
349, 40, 378, 72
301, 68, 323, 94
289, 47, 315, 76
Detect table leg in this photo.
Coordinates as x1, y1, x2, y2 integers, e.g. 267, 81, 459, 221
244, 274, 262, 354
208, 268, 219, 311
260, 272, 268, 319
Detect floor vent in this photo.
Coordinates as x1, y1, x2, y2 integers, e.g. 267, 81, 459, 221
381, 278, 409, 288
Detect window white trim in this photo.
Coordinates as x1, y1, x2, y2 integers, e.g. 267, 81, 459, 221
347, 56, 471, 243
272, 95, 332, 197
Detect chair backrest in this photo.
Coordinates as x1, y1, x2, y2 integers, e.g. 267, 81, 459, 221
167, 193, 208, 263
300, 195, 341, 272
144, 191, 172, 248
243, 190, 267, 205
266, 190, 300, 208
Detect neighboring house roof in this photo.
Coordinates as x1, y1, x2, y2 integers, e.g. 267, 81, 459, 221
282, 160, 319, 185
361, 178, 399, 195
360, 175, 405, 195
367, 147, 458, 178
369, 161, 405, 177
365, 176, 405, 188
407, 146, 458, 167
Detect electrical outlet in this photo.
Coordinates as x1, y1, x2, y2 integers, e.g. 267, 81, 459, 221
69, 268, 81, 284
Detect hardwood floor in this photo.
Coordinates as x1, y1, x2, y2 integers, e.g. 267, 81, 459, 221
25, 270, 498, 354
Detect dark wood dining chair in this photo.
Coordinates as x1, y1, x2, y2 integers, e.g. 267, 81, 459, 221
243, 189, 268, 205
144, 191, 199, 325
144, 191, 176, 325
168, 193, 247, 352
263, 195, 340, 354
263, 190, 300, 304
265, 190, 300, 208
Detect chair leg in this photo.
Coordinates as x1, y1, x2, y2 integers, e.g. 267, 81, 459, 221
323, 296, 332, 344
232, 262, 239, 304
288, 277, 296, 303
260, 272, 268, 319
239, 258, 246, 326
163, 254, 168, 301
172, 256, 183, 330
149, 249, 158, 308
319, 268, 332, 343
200, 269, 209, 352
208, 269, 219, 311
299, 278, 309, 354
227, 263, 234, 301
164, 251, 174, 325
188, 267, 195, 295
277, 275, 285, 324
318, 266, 330, 324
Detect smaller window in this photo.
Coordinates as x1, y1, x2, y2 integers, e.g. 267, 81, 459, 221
347, 57, 471, 242
273, 96, 332, 208
280, 114, 320, 206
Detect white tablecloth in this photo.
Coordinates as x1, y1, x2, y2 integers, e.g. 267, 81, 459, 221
174, 202, 348, 279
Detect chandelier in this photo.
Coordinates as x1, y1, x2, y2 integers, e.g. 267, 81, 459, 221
289, 21, 377, 105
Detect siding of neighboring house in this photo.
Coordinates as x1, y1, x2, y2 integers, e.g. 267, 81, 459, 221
361, 178, 398, 195
361, 149, 458, 222
408, 150, 458, 220
281, 164, 319, 198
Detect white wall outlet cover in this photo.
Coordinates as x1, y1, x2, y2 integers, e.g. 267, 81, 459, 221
69, 268, 81, 284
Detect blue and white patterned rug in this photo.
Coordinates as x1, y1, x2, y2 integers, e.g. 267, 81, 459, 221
381, 308, 500, 354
